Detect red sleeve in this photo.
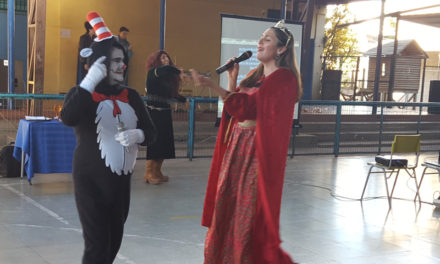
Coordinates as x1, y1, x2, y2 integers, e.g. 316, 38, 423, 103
253, 69, 298, 263
223, 92, 257, 121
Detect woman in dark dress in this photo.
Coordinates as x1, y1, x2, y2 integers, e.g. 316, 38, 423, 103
144, 50, 186, 184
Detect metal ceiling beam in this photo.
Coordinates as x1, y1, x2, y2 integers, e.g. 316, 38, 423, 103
336, 3, 440, 28
387, 14, 399, 102
160, 0, 166, 50
281, 0, 287, 20
8, 0, 15, 109
372, 0, 385, 113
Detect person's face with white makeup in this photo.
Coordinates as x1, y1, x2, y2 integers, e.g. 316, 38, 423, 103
108, 48, 126, 85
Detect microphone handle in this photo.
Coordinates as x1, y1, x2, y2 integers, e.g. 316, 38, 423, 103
116, 121, 129, 152
216, 53, 250, 75
215, 61, 235, 75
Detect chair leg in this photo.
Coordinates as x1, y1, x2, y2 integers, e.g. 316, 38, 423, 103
383, 168, 392, 209
389, 169, 400, 200
361, 166, 374, 201
413, 168, 423, 202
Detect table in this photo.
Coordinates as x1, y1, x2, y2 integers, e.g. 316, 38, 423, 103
13, 119, 76, 183
416, 160, 440, 203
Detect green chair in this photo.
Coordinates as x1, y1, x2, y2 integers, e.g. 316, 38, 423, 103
360, 134, 421, 208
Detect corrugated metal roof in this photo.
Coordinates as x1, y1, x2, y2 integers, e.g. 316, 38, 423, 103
364, 39, 428, 58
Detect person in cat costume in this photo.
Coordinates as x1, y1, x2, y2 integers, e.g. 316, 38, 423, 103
61, 12, 156, 263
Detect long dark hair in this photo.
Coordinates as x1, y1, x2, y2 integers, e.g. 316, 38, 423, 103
239, 27, 303, 101
145, 50, 175, 71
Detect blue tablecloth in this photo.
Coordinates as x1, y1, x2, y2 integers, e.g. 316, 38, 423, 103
13, 119, 76, 181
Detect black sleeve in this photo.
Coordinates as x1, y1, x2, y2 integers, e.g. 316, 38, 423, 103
128, 89, 157, 146
61, 86, 94, 127
175, 94, 187, 103
78, 35, 87, 64
155, 65, 181, 76
78, 35, 87, 51
146, 66, 181, 98
145, 70, 157, 95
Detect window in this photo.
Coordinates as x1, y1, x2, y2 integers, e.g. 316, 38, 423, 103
0, 0, 27, 13
381, 62, 386, 76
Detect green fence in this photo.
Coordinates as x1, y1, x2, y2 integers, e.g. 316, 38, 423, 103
0, 93, 439, 159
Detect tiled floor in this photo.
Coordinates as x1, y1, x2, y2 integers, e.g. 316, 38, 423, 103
1, 154, 440, 264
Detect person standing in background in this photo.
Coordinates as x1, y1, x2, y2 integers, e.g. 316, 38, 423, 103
143, 50, 186, 184
77, 21, 95, 84
115, 26, 133, 85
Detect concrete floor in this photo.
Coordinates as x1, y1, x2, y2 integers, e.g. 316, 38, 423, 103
1, 154, 440, 264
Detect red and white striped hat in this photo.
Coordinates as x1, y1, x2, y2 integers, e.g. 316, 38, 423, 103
87, 12, 113, 42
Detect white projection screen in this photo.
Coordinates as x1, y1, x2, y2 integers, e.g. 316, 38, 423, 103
217, 14, 303, 119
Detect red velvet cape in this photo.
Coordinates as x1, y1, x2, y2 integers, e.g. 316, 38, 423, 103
202, 68, 298, 264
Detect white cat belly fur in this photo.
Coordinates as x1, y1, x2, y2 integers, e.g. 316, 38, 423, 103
95, 100, 138, 175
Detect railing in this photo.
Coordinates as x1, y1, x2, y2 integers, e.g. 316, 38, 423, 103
297, 100, 440, 157
186, 97, 218, 160
0, 94, 439, 159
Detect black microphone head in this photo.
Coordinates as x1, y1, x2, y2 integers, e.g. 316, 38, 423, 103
237, 51, 252, 61
216, 51, 253, 75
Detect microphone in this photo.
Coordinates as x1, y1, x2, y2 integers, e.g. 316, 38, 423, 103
116, 120, 129, 152
215, 51, 252, 74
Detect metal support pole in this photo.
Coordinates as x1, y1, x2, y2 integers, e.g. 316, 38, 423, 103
187, 98, 195, 161
301, 0, 315, 100
387, 15, 400, 102
378, 104, 384, 154
420, 58, 427, 102
333, 102, 341, 157
292, 0, 300, 21
159, 0, 166, 50
20, 150, 24, 179
353, 56, 360, 101
281, 0, 287, 20
289, 126, 296, 159
416, 105, 422, 134
8, 0, 15, 110
372, 0, 386, 114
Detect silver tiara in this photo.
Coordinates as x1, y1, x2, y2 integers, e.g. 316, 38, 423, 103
274, 20, 291, 46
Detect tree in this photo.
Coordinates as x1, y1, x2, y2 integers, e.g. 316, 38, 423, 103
323, 5, 360, 70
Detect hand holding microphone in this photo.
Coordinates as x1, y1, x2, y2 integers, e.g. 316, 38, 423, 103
215, 51, 252, 75
189, 50, 252, 99
224, 58, 240, 79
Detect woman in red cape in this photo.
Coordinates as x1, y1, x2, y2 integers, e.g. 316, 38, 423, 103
191, 21, 302, 264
